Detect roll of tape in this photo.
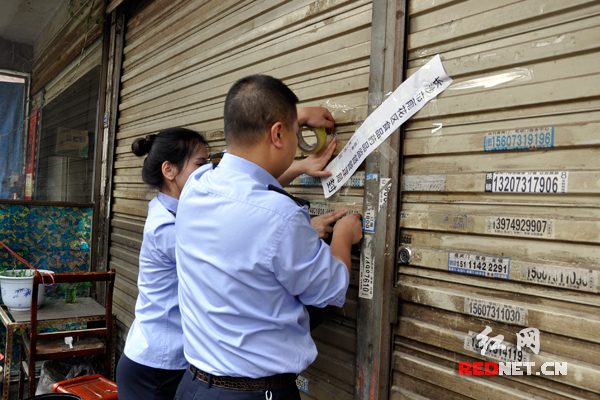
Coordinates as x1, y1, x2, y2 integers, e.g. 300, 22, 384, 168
297, 127, 327, 154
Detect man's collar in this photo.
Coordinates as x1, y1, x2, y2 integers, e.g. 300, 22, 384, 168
218, 153, 282, 189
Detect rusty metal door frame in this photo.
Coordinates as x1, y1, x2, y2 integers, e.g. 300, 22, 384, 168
96, 7, 126, 278
356, 0, 408, 399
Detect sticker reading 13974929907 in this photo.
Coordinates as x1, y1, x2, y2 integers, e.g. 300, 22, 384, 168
486, 217, 554, 239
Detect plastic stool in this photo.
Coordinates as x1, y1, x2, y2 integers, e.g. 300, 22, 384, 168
52, 375, 118, 400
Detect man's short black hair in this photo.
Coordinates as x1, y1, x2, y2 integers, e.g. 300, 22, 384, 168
224, 75, 299, 147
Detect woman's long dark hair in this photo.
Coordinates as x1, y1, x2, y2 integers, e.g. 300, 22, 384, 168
131, 127, 208, 189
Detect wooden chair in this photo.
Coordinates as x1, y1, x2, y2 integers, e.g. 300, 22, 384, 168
18, 270, 116, 399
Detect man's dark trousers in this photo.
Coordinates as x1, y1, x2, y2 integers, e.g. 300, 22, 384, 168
174, 369, 302, 400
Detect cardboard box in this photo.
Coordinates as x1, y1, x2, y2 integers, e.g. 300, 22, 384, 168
55, 127, 89, 158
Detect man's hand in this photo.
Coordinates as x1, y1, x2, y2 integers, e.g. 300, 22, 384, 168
330, 213, 363, 271
311, 209, 347, 239
297, 107, 335, 134
333, 213, 363, 245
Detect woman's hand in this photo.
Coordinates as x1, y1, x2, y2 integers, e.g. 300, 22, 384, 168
297, 107, 335, 134
276, 107, 336, 186
300, 137, 337, 178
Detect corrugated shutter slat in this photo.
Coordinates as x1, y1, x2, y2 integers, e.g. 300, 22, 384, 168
392, 0, 600, 399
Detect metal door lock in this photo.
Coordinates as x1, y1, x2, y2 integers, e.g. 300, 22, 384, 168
398, 246, 413, 264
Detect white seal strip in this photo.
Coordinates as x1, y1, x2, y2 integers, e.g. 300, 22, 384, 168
321, 54, 453, 198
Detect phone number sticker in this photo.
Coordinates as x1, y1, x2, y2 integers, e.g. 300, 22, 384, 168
363, 173, 378, 233
484, 127, 554, 151
402, 175, 446, 192
296, 375, 309, 394
464, 298, 528, 325
464, 331, 530, 363
359, 245, 374, 299
486, 217, 554, 238
363, 200, 376, 233
448, 252, 510, 280
308, 202, 362, 217
485, 171, 568, 194
521, 265, 598, 293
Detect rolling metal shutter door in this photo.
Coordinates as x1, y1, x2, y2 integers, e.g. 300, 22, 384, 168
109, 1, 372, 398
391, 1, 600, 399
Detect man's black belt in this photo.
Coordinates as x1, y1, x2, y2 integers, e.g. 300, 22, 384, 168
189, 365, 297, 391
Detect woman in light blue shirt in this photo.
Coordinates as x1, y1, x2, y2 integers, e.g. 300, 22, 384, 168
116, 127, 210, 400
116, 108, 344, 400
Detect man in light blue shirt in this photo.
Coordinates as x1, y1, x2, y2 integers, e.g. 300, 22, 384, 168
175, 75, 363, 400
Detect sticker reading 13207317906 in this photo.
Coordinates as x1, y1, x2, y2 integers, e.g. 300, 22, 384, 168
448, 252, 510, 280
485, 171, 568, 194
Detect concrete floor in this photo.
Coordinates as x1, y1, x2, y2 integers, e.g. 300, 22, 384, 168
3, 372, 42, 400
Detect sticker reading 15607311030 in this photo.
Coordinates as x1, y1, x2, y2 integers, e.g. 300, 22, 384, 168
464, 298, 528, 325
486, 217, 554, 238
448, 252, 510, 280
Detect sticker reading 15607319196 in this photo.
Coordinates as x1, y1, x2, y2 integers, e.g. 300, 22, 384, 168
484, 127, 554, 152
